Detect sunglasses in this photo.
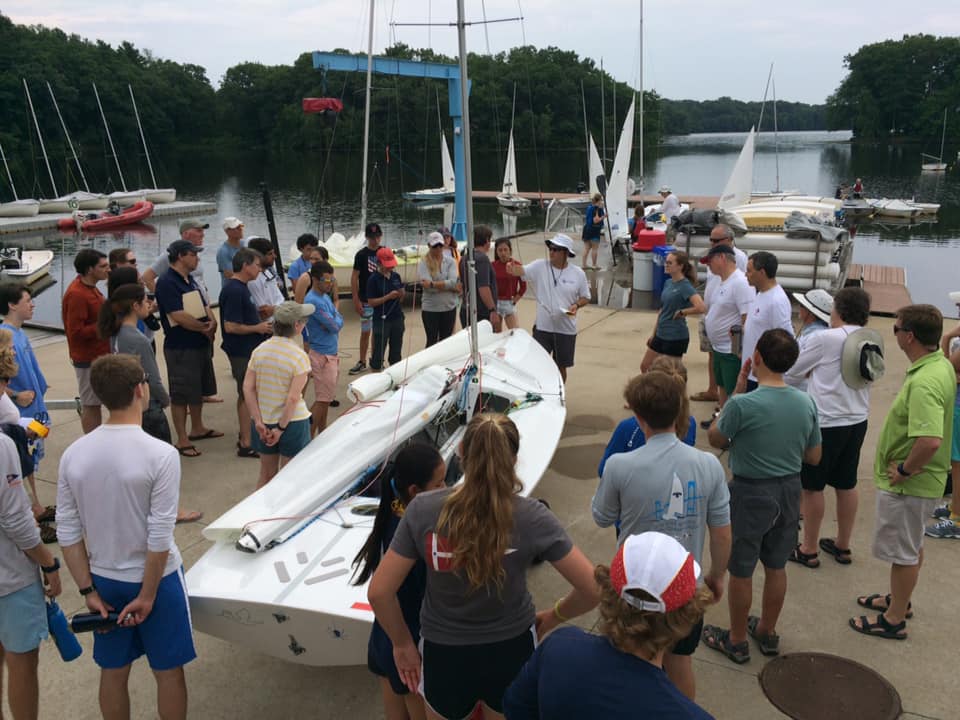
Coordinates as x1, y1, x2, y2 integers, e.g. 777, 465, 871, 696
547, 246, 566, 252
892, 325, 910, 335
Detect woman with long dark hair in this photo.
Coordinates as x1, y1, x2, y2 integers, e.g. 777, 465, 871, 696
354, 444, 446, 720
369, 414, 599, 720
641, 250, 705, 372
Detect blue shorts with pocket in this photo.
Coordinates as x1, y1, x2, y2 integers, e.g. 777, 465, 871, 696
250, 418, 311, 457
0, 580, 48, 653
91, 568, 196, 670
360, 304, 374, 333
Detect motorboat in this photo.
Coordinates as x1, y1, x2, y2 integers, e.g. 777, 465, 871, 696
840, 197, 874, 221
0, 249, 54, 284
57, 200, 154, 232
185, 323, 566, 665
868, 198, 921, 220
402, 132, 455, 202
0, 199, 40, 218
496, 130, 530, 210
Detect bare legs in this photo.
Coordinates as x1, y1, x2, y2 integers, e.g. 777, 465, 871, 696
257, 454, 281, 489
171, 404, 209, 450
663, 653, 696, 700
728, 567, 786, 645
360, 329, 370, 367
310, 401, 330, 438
80, 405, 101, 434
154, 667, 187, 720
237, 397, 252, 448
99, 665, 132, 720
800, 487, 858, 556
99, 664, 187, 720
3, 645, 39, 720
503, 312, 519, 331
379, 678, 425, 720
640, 347, 663, 373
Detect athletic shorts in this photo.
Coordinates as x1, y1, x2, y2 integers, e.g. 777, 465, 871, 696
872, 490, 938, 566
421, 627, 536, 719
650, 335, 689, 358
671, 617, 704, 657
952, 403, 960, 462
533, 327, 577, 368
801, 420, 868, 492
728, 474, 801, 578
164, 346, 217, 405
712, 351, 741, 396
368, 622, 416, 696
74, 364, 100, 407
91, 568, 196, 671
0, 580, 47, 653
228, 355, 250, 397
360, 304, 374, 333
497, 299, 517, 317
309, 351, 339, 403
250, 418, 311, 457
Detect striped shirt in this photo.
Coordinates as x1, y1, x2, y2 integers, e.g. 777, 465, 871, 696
249, 336, 311, 424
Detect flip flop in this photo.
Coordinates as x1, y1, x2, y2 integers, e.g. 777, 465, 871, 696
177, 445, 201, 457
176, 510, 204, 524
188, 429, 224, 441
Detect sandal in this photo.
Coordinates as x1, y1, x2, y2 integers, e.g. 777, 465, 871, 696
188, 429, 224, 441
176, 445, 201, 457
702, 624, 750, 664
690, 391, 719, 402
35, 505, 57, 523
788, 544, 820, 568
856, 593, 913, 619
848, 613, 907, 640
40, 524, 58, 544
237, 446, 260, 459
819, 538, 852, 564
746, 615, 780, 656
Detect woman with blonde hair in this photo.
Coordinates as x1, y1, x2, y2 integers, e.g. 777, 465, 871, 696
417, 232, 459, 347
641, 250, 705, 372
369, 413, 599, 720
503, 532, 715, 719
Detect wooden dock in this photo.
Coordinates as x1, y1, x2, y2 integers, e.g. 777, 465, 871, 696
0, 200, 217, 236
847, 263, 912, 316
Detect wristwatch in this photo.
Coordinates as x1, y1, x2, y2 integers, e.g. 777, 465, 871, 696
79, 583, 97, 596
896, 462, 912, 477
277, 423, 288, 432
40, 557, 60, 574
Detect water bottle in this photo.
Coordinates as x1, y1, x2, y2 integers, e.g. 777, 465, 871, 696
70, 611, 121, 633
730, 324, 743, 356
46, 599, 82, 662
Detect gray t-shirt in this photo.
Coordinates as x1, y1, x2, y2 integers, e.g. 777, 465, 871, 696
417, 255, 459, 313
592, 433, 730, 563
459, 251, 498, 323
391, 487, 572, 645
111, 324, 169, 411
0, 434, 41, 597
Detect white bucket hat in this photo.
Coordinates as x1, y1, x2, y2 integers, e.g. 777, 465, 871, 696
546, 233, 576, 258
792, 289, 834, 324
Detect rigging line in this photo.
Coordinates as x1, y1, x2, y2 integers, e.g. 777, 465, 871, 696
480, 0, 492, 54
516, 0, 527, 45
421, 81, 431, 184
313, 73, 350, 237
519, 45, 544, 203
392, 17, 521, 28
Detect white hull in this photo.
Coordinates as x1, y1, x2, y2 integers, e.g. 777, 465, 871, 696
144, 188, 177, 204
868, 198, 920, 219
1, 250, 54, 284
64, 191, 109, 210
0, 199, 40, 218
187, 326, 566, 665
108, 190, 147, 207
921, 163, 947, 172
37, 197, 73, 214
497, 193, 531, 209
907, 201, 940, 215
558, 195, 590, 210
402, 188, 456, 202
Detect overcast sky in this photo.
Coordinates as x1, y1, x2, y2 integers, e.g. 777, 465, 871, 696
7, 1, 960, 104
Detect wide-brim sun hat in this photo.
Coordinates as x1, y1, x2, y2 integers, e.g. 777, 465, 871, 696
840, 327, 885, 389
792, 288, 834, 324
949, 290, 960, 305
546, 233, 576, 258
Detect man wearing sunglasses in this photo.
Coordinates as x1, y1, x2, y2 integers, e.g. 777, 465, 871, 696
508, 234, 590, 382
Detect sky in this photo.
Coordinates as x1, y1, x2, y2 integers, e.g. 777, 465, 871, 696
7, 1, 960, 104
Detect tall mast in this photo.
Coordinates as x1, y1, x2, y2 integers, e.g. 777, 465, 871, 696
360, 0, 375, 233
47, 82, 90, 192
0, 142, 19, 200
456, 0, 479, 370
600, 58, 606, 170
580, 79, 589, 181
638, 0, 644, 186
128, 85, 158, 189
939, 107, 947, 161
23, 79, 58, 198
93, 83, 127, 191
772, 69, 780, 193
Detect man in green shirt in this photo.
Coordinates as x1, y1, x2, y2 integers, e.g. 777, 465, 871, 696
850, 304, 956, 641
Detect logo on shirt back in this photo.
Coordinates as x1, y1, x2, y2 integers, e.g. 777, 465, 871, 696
6, 473, 21, 488
424, 531, 517, 572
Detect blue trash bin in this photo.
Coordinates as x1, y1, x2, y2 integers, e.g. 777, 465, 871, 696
652, 245, 677, 298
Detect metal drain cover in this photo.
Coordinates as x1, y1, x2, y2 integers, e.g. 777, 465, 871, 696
759, 652, 901, 720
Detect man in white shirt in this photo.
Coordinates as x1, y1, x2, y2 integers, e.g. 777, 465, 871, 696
247, 237, 286, 318
508, 233, 591, 383
658, 185, 681, 223
702, 244, 754, 411
57, 354, 194, 719
735, 251, 793, 394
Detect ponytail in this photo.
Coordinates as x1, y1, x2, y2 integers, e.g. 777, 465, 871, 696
669, 251, 697, 286
97, 283, 145, 340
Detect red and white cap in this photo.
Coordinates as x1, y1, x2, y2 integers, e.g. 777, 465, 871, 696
610, 532, 701, 613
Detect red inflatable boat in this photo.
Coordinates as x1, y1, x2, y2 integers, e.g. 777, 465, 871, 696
57, 200, 154, 232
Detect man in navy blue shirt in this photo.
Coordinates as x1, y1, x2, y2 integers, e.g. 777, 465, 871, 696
219, 248, 272, 457
366, 247, 405, 372
155, 240, 222, 457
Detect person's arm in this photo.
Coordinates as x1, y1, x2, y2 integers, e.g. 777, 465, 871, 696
165, 310, 212, 333
709, 402, 736, 449
942, 324, 960, 355
804, 443, 823, 466
243, 366, 272, 445
141, 267, 158, 293
223, 320, 272, 335
275, 372, 309, 432
678, 292, 706, 317
590, 461, 622, 528
567, 273, 591, 315
351, 269, 362, 314
313, 301, 344, 334
784, 332, 823, 386
294, 275, 311, 304
417, 260, 433, 291
368, 548, 419, 691
22, 542, 62, 597
888, 437, 941, 485
62, 294, 101, 345
367, 289, 398, 308
534, 546, 600, 640
134, 337, 170, 408
705, 524, 731, 603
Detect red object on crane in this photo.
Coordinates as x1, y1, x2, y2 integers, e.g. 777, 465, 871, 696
302, 98, 344, 114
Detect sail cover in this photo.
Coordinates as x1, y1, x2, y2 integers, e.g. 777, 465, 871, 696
302, 98, 344, 114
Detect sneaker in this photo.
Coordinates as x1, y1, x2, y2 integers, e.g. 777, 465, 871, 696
348, 361, 367, 376
924, 518, 960, 539
931, 503, 952, 519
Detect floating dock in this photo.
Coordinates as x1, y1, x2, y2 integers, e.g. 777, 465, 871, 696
847, 263, 912, 316
471, 190, 719, 207
0, 200, 218, 236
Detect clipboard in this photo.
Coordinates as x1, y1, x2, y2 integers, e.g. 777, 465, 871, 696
167, 290, 207, 327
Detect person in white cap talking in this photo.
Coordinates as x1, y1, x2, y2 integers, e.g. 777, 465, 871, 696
508, 234, 591, 383
658, 185, 681, 224
216, 216, 246, 283
503, 531, 715, 719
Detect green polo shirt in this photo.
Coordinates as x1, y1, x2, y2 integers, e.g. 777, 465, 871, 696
874, 349, 956, 498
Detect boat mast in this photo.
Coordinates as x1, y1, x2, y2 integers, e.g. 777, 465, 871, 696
128, 85, 158, 189
580, 79, 589, 183
456, 0, 479, 371
359, 0, 375, 233
600, 58, 606, 170
772, 69, 780, 193
939, 107, 947, 161
0, 142, 19, 200
47, 82, 90, 193
638, 0, 644, 188
93, 83, 127, 191
23, 79, 58, 198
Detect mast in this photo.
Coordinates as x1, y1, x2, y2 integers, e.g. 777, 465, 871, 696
580, 79, 589, 182
0, 143, 18, 200
772, 69, 780, 193
128, 84, 158, 189
638, 0, 644, 186
939, 107, 947, 161
456, 0, 479, 370
93, 82, 127, 191
23, 79, 58, 198
600, 58, 606, 170
360, 0, 375, 233
47, 82, 90, 192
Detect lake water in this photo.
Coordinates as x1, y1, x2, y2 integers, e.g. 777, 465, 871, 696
13, 130, 960, 327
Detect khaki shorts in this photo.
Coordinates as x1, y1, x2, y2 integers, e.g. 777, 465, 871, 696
309, 351, 339, 403
872, 490, 939, 565
74, 364, 100, 407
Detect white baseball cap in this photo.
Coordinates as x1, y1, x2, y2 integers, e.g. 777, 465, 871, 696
427, 231, 445, 247
222, 217, 244, 231
610, 532, 701, 613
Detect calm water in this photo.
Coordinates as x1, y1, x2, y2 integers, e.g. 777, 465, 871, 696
13, 130, 960, 327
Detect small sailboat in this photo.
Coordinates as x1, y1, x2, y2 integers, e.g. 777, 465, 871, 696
867, 198, 921, 219
0, 141, 40, 218
402, 131, 456, 202
129, 85, 177, 203
0, 249, 54, 284
497, 131, 529, 209
23, 79, 74, 214
46, 82, 108, 210
921, 108, 948, 172
559, 135, 604, 211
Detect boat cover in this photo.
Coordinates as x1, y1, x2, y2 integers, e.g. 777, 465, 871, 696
783, 212, 847, 243
673, 208, 748, 236
302, 98, 344, 114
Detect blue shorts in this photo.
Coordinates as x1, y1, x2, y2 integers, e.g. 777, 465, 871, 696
360, 304, 374, 333
0, 580, 47, 653
952, 402, 960, 462
250, 418, 311, 457
91, 568, 196, 671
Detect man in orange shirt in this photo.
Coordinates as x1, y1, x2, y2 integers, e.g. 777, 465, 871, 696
61, 249, 111, 433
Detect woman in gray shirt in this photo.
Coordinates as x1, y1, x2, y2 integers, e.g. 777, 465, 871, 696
417, 233, 460, 347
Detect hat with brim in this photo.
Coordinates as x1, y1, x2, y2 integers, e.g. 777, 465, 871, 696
658, 185, 671, 194
179, 219, 209, 233
610, 532, 701, 614
427, 231, 445, 247
840, 327, 885, 389
376, 247, 398, 268
701, 244, 735, 263
793, 288, 834, 324
949, 291, 960, 305
545, 233, 576, 258
273, 301, 315, 326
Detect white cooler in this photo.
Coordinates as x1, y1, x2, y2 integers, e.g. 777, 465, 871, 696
632, 250, 653, 291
